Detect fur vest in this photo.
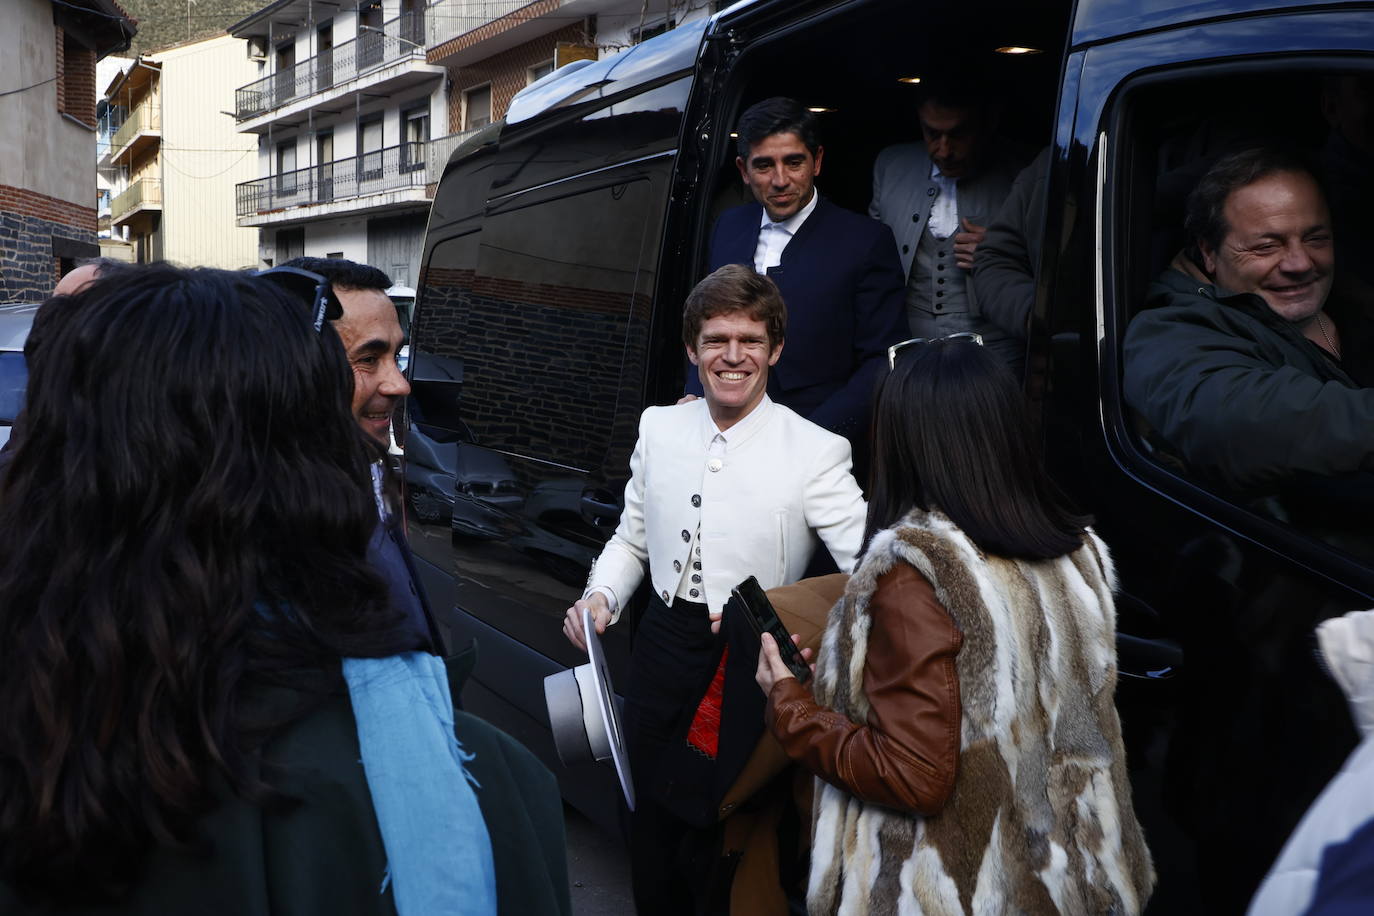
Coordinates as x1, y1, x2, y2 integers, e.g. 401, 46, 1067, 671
808, 510, 1154, 914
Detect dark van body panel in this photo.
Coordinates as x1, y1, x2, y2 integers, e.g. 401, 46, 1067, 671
1070, 0, 1362, 47
411, 0, 1374, 905
1038, 6, 1374, 910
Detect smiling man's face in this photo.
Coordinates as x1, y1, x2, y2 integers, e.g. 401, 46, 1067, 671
333, 286, 410, 444
688, 310, 782, 430
736, 131, 823, 223
1201, 170, 1334, 324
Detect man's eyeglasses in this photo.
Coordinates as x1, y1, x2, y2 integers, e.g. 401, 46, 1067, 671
887, 331, 984, 369
252, 266, 343, 332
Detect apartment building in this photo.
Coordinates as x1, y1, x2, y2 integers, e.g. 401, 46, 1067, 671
229, 0, 446, 286
424, 0, 712, 150
98, 37, 260, 268
0, 0, 135, 301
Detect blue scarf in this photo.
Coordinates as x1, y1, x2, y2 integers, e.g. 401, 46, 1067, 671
343, 652, 497, 915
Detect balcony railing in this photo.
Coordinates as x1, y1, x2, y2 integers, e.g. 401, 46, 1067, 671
111, 104, 160, 155
111, 178, 161, 222
426, 0, 532, 51
236, 142, 428, 218
235, 12, 427, 120
425, 128, 483, 183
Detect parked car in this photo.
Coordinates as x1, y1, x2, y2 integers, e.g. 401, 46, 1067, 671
406, 1, 1374, 910
0, 305, 36, 450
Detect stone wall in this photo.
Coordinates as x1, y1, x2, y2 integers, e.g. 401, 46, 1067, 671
0, 185, 98, 301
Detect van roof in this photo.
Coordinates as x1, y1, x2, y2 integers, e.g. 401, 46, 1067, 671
1072, 0, 1355, 46
506, 15, 712, 126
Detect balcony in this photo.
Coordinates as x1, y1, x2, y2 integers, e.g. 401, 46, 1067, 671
425, 127, 486, 184
110, 178, 161, 227
427, 0, 533, 49
234, 13, 442, 131
108, 104, 161, 168
236, 143, 430, 225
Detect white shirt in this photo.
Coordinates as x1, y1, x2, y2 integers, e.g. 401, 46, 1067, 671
753, 191, 819, 273
927, 162, 959, 240
591, 397, 776, 618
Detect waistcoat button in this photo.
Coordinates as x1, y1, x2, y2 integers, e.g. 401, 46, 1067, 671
681, 529, 690, 541
691, 494, 701, 507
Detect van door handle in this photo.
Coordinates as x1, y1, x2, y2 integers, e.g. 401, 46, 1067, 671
1116, 633, 1183, 681
580, 491, 622, 526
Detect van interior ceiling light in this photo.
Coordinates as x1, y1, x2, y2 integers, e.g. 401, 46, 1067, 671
807, 106, 836, 113
995, 46, 1042, 54
898, 76, 922, 84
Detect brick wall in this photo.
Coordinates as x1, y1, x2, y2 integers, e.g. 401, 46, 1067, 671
0, 185, 98, 301
54, 26, 98, 127
416, 265, 649, 477
447, 23, 591, 132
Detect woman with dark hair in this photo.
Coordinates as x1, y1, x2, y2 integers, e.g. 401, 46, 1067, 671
0, 264, 568, 914
755, 335, 1154, 914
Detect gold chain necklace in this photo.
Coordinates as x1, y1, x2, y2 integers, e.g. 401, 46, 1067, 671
1317, 311, 1342, 360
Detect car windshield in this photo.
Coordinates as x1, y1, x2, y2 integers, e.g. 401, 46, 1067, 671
0, 351, 28, 424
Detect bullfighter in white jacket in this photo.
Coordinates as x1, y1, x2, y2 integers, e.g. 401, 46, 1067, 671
562, 265, 866, 915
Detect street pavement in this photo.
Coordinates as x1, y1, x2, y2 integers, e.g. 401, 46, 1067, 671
564, 802, 634, 915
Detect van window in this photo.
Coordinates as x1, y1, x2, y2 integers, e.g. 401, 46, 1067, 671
414, 177, 658, 472
1108, 66, 1374, 563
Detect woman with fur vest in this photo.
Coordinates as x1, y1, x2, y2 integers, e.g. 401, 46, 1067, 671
755, 334, 1154, 914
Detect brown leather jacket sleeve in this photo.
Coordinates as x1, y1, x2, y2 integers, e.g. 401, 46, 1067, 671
764, 563, 962, 814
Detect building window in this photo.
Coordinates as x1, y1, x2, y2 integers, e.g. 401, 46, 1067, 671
401, 104, 429, 172
399, 0, 425, 47
359, 116, 384, 181
464, 84, 491, 130
274, 39, 296, 104
276, 140, 298, 195
315, 23, 334, 91
631, 18, 675, 44
528, 59, 554, 85
358, 0, 384, 69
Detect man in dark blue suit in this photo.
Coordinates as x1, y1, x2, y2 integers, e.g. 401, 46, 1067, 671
283, 256, 443, 654
699, 97, 907, 453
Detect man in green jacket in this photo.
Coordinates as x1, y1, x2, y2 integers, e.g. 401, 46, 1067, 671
1124, 146, 1374, 494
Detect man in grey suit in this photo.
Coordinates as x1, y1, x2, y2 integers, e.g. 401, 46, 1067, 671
869, 78, 1027, 371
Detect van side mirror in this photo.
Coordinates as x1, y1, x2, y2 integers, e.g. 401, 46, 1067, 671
409, 351, 467, 436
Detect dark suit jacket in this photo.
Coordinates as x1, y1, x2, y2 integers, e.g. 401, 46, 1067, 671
699, 196, 907, 446
368, 516, 444, 654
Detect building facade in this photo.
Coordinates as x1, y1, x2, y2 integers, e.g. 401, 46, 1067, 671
230, 1, 712, 283
99, 36, 261, 269
0, 0, 135, 301
425, 0, 712, 140
230, 0, 446, 286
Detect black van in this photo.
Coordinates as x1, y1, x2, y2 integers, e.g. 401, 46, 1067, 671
405, 0, 1374, 910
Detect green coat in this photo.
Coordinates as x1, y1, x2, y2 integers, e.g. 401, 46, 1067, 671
0, 655, 570, 916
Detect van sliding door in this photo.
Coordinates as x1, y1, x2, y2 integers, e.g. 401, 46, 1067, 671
407, 163, 670, 734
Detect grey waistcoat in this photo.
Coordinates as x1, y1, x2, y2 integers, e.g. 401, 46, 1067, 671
905, 222, 975, 337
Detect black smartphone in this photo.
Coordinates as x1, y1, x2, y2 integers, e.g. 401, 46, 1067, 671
730, 576, 812, 684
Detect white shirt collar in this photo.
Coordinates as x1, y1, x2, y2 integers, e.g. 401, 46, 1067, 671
702, 394, 773, 448
757, 190, 819, 236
